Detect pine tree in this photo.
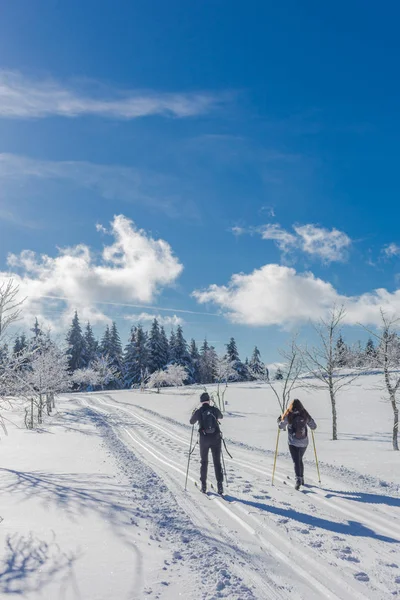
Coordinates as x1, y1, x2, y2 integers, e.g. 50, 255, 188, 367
159, 326, 169, 369
100, 325, 112, 357
148, 319, 166, 373
172, 325, 191, 381
199, 339, 217, 384
334, 334, 347, 367
66, 311, 86, 372
225, 337, 248, 381
83, 322, 98, 365
123, 325, 150, 387
249, 346, 263, 376
13, 336, 22, 356
365, 338, 376, 366
168, 329, 177, 363
189, 339, 201, 383
31, 318, 44, 351
226, 337, 239, 362
109, 322, 123, 386
275, 367, 284, 380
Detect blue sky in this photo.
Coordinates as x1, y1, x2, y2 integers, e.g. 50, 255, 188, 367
0, 0, 400, 361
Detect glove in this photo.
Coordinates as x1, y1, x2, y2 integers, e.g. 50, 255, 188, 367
277, 416, 282, 424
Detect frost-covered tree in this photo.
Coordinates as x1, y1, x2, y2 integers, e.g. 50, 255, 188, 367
91, 355, 120, 390
147, 364, 187, 393
363, 312, 400, 450
24, 342, 71, 426
301, 306, 359, 441
66, 312, 86, 372
0, 279, 24, 339
275, 367, 284, 380
212, 355, 236, 412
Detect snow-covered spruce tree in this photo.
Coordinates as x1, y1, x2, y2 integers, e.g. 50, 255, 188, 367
249, 346, 264, 377
172, 325, 192, 382
109, 322, 123, 387
334, 334, 348, 367
66, 311, 86, 373
159, 326, 169, 369
274, 367, 283, 380
301, 305, 359, 441
100, 324, 112, 356
148, 319, 166, 373
199, 339, 217, 384
225, 337, 248, 381
168, 329, 177, 364
189, 339, 201, 384
83, 322, 98, 365
123, 325, 149, 388
365, 337, 377, 366
363, 312, 400, 450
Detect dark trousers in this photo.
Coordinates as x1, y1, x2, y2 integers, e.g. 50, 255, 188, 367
289, 445, 307, 479
200, 433, 223, 484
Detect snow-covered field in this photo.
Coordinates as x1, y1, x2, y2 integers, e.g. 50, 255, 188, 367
0, 376, 399, 599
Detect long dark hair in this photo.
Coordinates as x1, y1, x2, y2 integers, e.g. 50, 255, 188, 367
282, 399, 310, 424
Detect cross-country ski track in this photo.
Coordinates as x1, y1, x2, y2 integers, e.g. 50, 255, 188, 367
71, 390, 400, 600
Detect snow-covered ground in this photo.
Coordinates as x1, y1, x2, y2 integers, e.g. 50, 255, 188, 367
0, 375, 399, 599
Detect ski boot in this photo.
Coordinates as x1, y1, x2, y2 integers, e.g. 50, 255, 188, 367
201, 482, 207, 494
295, 477, 302, 491
217, 482, 224, 496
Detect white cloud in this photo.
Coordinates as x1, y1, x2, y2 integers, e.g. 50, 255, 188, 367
0, 153, 190, 216
1, 215, 183, 329
193, 263, 400, 328
294, 224, 351, 263
384, 243, 400, 258
235, 222, 351, 263
124, 313, 184, 327
260, 224, 298, 254
0, 70, 227, 119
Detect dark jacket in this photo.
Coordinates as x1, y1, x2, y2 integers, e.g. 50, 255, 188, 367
190, 403, 223, 434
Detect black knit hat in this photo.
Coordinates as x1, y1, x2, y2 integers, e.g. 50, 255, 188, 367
200, 392, 210, 403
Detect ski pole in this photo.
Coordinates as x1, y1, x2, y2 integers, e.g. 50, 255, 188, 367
221, 448, 228, 487
272, 428, 280, 486
311, 431, 321, 484
185, 424, 195, 491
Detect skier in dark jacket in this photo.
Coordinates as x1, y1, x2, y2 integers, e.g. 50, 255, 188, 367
277, 398, 316, 490
190, 392, 224, 495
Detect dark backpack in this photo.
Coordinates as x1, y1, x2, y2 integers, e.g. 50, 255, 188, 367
201, 406, 218, 434
291, 413, 308, 440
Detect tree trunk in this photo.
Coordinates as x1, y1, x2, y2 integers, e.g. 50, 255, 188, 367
38, 394, 42, 424
31, 398, 34, 429
329, 380, 338, 440
52, 393, 55, 409
391, 395, 399, 451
